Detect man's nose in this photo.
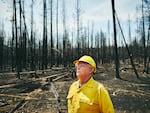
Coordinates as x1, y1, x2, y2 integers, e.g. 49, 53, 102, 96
77, 65, 81, 70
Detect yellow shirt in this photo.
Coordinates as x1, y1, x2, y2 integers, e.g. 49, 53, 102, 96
67, 77, 114, 113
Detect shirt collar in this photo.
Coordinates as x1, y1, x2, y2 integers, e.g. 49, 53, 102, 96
78, 77, 94, 88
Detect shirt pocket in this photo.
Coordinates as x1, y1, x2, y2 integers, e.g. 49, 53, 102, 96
79, 95, 99, 111
67, 93, 73, 99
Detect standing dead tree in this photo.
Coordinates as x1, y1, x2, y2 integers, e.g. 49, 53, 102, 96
142, 0, 147, 73
0, 23, 4, 70
50, 0, 54, 67
76, 0, 81, 58
14, 0, 20, 79
115, 12, 139, 79
62, 0, 67, 67
22, 0, 27, 70
11, 11, 15, 71
142, 0, 150, 73
111, 0, 120, 78
42, 0, 48, 70
30, 0, 35, 71
56, 0, 59, 66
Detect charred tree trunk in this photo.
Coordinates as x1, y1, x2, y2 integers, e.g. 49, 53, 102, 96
42, 0, 48, 70
11, 11, 15, 71
14, 0, 20, 79
50, 0, 54, 67
62, 0, 67, 67
87, 22, 90, 55
0, 24, 4, 70
145, 1, 150, 73
91, 22, 94, 55
19, 0, 22, 72
111, 0, 120, 78
142, 0, 147, 72
30, 0, 35, 71
107, 20, 112, 63
115, 11, 139, 79
22, 0, 27, 70
38, 41, 41, 70
76, 0, 80, 58
56, 0, 59, 66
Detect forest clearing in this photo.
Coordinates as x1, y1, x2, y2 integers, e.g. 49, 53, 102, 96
0, 64, 150, 113
0, 0, 150, 113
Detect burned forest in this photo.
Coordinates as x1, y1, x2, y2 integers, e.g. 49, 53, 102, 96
0, 0, 150, 113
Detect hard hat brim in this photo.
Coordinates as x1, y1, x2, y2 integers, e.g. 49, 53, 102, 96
73, 60, 87, 65
73, 60, 79, 66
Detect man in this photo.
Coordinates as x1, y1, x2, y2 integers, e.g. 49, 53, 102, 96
67, 55, 114, 113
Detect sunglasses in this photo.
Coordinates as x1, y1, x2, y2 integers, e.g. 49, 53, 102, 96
76, 62, 92, 69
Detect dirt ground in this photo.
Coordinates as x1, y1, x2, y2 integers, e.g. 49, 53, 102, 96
0, 64, 150, 113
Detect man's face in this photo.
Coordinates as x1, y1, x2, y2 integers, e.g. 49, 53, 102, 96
76, 61, 92, 84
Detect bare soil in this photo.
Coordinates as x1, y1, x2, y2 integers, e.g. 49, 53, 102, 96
0, 64, 150, 113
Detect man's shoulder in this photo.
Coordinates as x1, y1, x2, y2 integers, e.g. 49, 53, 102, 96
92, 79, 105, 89
70, 80, 78, 88
67, 81, 78, 98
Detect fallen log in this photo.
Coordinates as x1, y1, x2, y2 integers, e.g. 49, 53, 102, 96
0, 84, 16, 89
50, 82, 61, 113
0, 101, 9, 107
52, 73, 70, 82
8, 99, 25, 113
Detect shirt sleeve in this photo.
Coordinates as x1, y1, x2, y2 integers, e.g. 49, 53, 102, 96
98, 85, 115, 113
67, 85, 73, 113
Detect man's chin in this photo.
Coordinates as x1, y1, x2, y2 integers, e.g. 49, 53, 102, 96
76, 72, 79, 76
76, 74, 81, 79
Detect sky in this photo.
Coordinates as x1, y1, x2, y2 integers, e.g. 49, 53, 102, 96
0, 0, 141, 45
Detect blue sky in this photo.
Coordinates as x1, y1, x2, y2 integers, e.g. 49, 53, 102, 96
0, 0, 141, 45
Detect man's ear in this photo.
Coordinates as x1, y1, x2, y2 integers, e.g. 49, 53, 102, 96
90, 67, 93, 74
